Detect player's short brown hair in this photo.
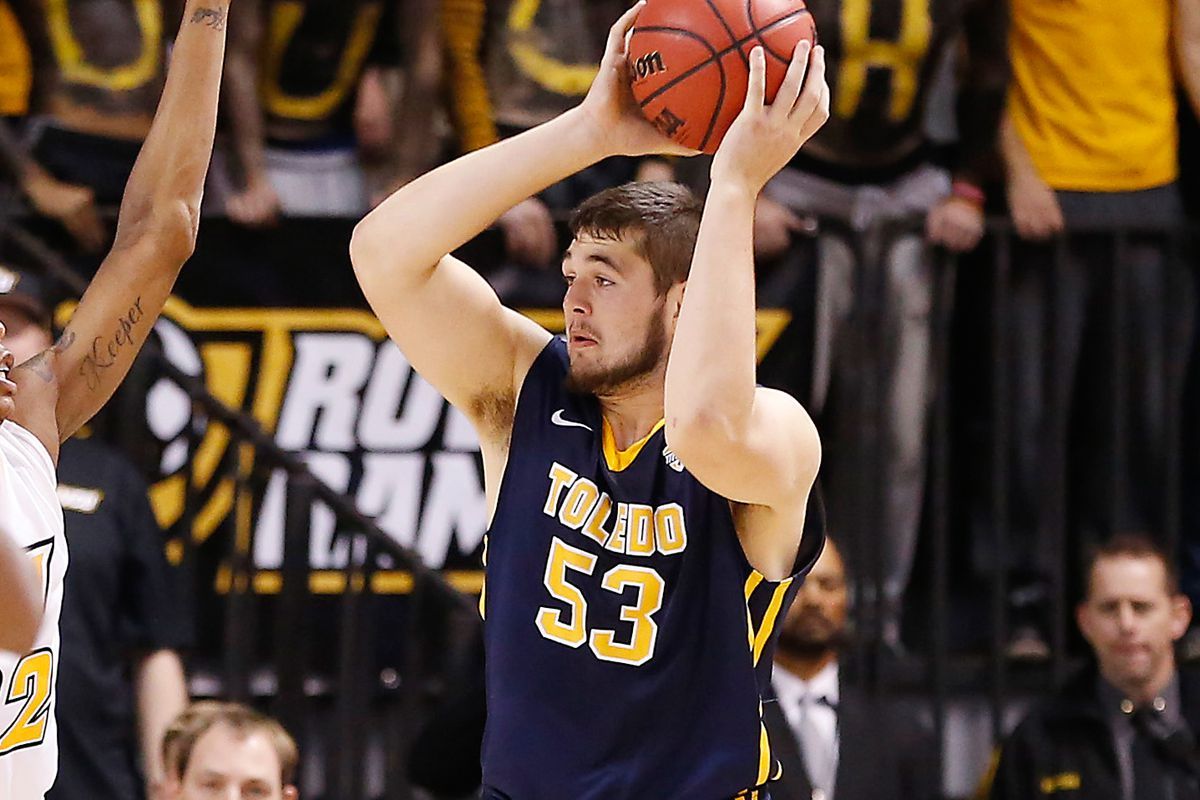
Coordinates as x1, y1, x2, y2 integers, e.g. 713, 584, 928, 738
162, 701, 299, 786
569, 181, 703, 295
1083, 532, 1180, 598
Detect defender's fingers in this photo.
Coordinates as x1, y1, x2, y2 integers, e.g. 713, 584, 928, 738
771, 39, 812, 119
743, 46, 767, 112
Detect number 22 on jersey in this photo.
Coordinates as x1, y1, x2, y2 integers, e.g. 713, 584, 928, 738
0, 539, 56, 755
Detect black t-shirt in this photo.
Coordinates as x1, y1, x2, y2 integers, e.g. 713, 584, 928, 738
47, 437, 192, 800
789, 0, 1008, 185
259, 0, 399, 142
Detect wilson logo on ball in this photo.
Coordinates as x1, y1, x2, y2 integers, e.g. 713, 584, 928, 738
632, 51, 667, 81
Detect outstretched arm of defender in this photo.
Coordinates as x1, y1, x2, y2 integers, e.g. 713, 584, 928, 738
0, 526, 41, 653
665, 45, 829, 579
28, 0, 230, 441
349, 3, 690, 427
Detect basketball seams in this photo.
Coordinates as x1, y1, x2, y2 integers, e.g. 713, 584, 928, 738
748, 6, 815, 64
627, 0, 815, 151
630, 26, 722, 108
702, 0, 750, 66
628, 25, 728, 152
631, 10, 813, 109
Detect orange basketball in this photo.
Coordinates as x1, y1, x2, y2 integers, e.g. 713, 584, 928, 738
627, 0, 817, 154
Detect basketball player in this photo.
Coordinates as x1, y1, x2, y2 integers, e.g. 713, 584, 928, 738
351, 4, 830, 796
0, 3, 229, 797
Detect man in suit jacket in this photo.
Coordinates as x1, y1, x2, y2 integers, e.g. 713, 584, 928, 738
766, 536, 939, 800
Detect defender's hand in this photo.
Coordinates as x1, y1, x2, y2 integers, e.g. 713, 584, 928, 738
926, 196, 984, 253
711, 43, 829, 195
577, 2, 698, 160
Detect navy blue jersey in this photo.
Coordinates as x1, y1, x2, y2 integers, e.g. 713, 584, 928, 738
480, 338, 823, 800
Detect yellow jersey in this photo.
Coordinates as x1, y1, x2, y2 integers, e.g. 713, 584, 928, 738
1008, 0, 1176, 192
0, 0, 31, 116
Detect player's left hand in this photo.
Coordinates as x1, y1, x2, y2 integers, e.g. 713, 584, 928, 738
926, 196, 984, 253
710, 43, 830, 194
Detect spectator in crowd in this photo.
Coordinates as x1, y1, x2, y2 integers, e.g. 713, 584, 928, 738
443, 0, 673, 286
982, 534, 1199, 799
1001, 0, 1200, 657
766, 535, 938, 800
159, 702, 299, 800
754, 0, 1008, 648
0, 0, 187, 253
0, 0, 106, 253
0, 266, 192, 800
215, 0, 441, 224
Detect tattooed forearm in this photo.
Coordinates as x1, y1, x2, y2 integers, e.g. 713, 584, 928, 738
79, 298, 145, 391
190, 7, 227, 30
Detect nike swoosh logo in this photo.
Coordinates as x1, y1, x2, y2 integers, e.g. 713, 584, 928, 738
551, 409, 593, 432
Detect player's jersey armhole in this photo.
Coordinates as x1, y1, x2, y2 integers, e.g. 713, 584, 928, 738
485, 337, 564, 544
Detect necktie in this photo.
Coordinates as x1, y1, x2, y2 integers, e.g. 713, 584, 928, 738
1131, 708, 1170, 800
797, 693, 835, 798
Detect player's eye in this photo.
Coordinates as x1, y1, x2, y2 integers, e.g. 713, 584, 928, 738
563, 274, 576, 286
596, 276, 614, 287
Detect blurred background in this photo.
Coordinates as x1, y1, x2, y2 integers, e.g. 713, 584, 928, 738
2, 0, 1199, 797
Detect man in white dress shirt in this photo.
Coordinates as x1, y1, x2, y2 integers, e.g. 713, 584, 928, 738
767, 537, 938, 800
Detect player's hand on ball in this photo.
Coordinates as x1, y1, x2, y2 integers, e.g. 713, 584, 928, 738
579, 2, 699, 159
711, 43, 829, 193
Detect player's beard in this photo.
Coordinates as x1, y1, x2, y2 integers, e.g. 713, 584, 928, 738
565, 305, 668, 396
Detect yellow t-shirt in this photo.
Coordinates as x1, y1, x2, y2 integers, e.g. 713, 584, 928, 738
0, 0, 31, 116
1008, 0, 1176, 192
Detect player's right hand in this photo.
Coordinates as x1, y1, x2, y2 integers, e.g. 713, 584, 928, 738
578, 2, 698, 160
711, 43, 830, 195
499, 197, 558, 267
227, 173, 282, 228
1007, 170, 1064, 241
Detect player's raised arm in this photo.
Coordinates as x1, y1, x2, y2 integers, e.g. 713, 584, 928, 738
14, 0, 230, 443
0, 525, 41, 654
664, 44, 828, 577
349, 2, 689, 427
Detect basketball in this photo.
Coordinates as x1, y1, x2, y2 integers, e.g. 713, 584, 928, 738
627, 0, 817, 153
